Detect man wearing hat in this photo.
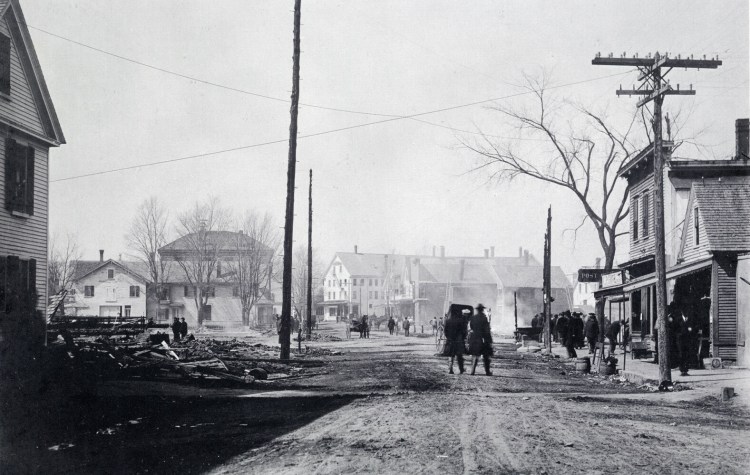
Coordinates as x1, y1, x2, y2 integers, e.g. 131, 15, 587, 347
468, 303, 493, 376
584, 313, 599, 354
444, 308, 468, 374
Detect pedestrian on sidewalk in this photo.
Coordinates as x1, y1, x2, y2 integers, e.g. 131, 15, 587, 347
359, 315, 368, 339
676, 310, 696, 376
572, 312, 585, 349
556, 311, 569, 347
584, 313, 599, 354
606, 319, 621, 356
468, 303, 493, 375
388, 316, 396, 335
444, 309, 467, 374
560, 310, 577, 358
403, 318, 411, 337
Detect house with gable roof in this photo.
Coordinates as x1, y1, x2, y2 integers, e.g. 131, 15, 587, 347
0, 0, 65, 343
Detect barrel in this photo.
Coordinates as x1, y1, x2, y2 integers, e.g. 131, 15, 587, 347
575, 357, 591, 373
599, 361, 616, 375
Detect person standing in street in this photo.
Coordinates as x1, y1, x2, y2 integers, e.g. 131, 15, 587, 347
388, 316, 396, 335
444, 309, 467, 374
606, 319, 621, 356
171, 317, 181, 343
584, 313, 599, 354
468, 303, 493, 376
559, 310, 577, 358
359, 315, 368, 339
180, 317, 188, 340
676, 310, 695, 376
403, 317, 411, 337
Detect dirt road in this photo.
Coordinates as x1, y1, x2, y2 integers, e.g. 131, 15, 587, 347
3, 323, 750, 474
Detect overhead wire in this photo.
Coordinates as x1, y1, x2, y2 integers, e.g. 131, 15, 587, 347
51, 69, 635, 183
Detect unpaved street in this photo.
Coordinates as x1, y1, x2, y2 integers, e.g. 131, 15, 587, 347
4, 323, 750, 474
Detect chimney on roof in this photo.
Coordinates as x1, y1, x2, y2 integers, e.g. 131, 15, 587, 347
440, 246, 445, 258
460, 259, 465, 281
736, 118, 749, 160
99, 249, 104, 262
524, 250, 529, 266
491, 246, 495, 258
238, 229, 244, 235
519, 247, 523, 258
354, 245, 358, 254
595, 257, 601, 269
484, 249, 489, 258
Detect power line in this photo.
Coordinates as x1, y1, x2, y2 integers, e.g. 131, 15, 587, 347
51, 69, 635, 183
25, 23, 402, 119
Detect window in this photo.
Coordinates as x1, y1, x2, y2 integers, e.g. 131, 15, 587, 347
374, 291, 379, 299
105, 287, 117, 302
184, 286, 196, 297
352, 279, 357, 286
369, 279, 372, 286
233, 286, 239, 297
694, 208, 700, 245
124, 305, 131, 317
4, 139, 36, 215
632, 195, 640, 241
85, 286, 95, 297
642, 192, 650, 238
202, 305, 212, 321
369, 291, 373, 299
204, 286, 216, 298
352, 291, 357, 299
107, 269, 114, 279
360, 279, 364, 286
0, 34, 9, 96
129, 285, 140, 297
344, 279, 347, 285
369, 303, 372, 309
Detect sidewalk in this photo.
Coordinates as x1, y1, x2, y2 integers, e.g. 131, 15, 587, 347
545, 341, 750, 406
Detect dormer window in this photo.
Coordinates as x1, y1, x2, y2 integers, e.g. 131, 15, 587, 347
107, 269, 114, 279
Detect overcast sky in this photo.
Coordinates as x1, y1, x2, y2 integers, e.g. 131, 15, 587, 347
26, 0, 748, 275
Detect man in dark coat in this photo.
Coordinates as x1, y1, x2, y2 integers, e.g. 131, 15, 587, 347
403, 318, 411, 337
180, 317, 188, 340
531, 314, 540, 328
359, 315, 368, 339
387, 316, 396, 335
550, 314, 558, 342
572, 312, 585, 348
559, 311, 577, 358
584, 313, 599, 354
444, 309, 467, 374
171, 317, 181, 342
675, 311, 696, 376
556, 311, 569, 346
606, 319, 621, 355
468, 303, 493, 375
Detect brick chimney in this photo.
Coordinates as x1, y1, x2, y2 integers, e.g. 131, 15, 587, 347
440, 246, 445, 258
524, 249, 529, 266
736, 118, 749, 160
99, 249, 104, 262
491, 246, 495, 258
354, 245, 358, 254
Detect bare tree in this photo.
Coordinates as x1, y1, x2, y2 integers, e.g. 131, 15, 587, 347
291, 245, 324, 324
163, 197, 231, 326
224, 211, 280, 327
48, 231, 82, 298
125, 196, 171, 302
462, 75, 642, 271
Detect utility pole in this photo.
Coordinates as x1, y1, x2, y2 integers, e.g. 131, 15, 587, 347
306, 169, 313, 339
514, 291, 518, 336
543, 206, 552, 353
280, 0, 302, 360
593, 51, 721, 384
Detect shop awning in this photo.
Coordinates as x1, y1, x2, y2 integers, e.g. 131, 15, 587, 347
622, 257, 712, 293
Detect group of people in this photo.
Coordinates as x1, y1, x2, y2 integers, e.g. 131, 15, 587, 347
530, 310, 627, 359
443, 303, 493, 376
171, 317, 189, 342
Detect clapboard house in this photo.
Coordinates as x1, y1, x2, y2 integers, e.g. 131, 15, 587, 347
0, 0, 65, 345
596, 118, 750, 365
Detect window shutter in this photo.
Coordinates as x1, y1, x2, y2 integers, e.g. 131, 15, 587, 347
25, 146, 34, 215
5, 255, 19, 314
4, 139, 14, 211
0, 34, 10, 95
28, 258, 36, 310
0, 255, 6, 313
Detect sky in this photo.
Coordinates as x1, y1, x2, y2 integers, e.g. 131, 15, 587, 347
24, 0, 749, 276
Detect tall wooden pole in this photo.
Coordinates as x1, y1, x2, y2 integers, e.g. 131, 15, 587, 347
651, 65, 671, 383
280, 0, 302, 360
306, 169, 313, 339
514, 291, 518, 335
544, 206, 552, 352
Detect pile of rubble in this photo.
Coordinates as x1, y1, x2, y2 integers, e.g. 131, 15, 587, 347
49, 332, 339, 386
300, 332, 342, 342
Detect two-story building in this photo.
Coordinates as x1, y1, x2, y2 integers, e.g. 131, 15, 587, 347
67, 252, 150, 318
158, 230, 276, 329
595, 118, 750, 365
0, 0, 65, 344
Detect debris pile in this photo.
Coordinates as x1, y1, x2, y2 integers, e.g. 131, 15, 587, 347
49, 333, 340, 386
300, 332, 342, 342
